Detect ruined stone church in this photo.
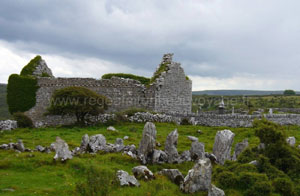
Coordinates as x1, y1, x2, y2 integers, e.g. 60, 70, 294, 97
18, 54, 192, 126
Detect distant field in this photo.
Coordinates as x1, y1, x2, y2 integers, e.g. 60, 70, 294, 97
192, 94, 300, 113
0, 84, 10, 120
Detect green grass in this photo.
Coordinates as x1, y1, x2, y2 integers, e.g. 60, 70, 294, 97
0, 123, 300, 196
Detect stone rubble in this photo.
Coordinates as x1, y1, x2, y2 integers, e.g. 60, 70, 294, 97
190, 141, 205, 160
159, 169, 184, 185
181, 158, 212, 193
53, 137, 73, 161
213, 130, 235, 165
187, 136, 198, 142
164, 129, 179, 163
232, 139, 249, 161
208, 185, 225, 196
116, 170, 140, 187
286, 136, 296, 147
0, 120, 18, 131
132, 166, 155, 180
107, 126, 117, 132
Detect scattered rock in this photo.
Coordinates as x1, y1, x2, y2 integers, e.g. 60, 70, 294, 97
258, 143, 265, 150
205, 152, 217, 163
156, 141, 161, 147
165, 129, 179, 163
197, 130, 203, 134
187, 136, 198, 142
0, 144, 9, 150
132, 166, 155, 180
88, 134, 106, 153
213, 130, 235, 165
181, 158, 212, 193
159, 169, 184, 185
208, 185, 225, 196
0, 120, 18, 131
15, 140, 25, 152
124, 136, 129, 140
249, 160, 258, 166
137, 122, 157, 164
80, 134, 89, 152
36, 145, 45, 152
114, 138, 124, 152
190, 141, 205, 160
180, 150, 191, 162
53, 137, 73, 161
107, 126, 117, 132
116, 170, 140, 187
232, 139, 249, 161
286, 137, 296, 147
152, 149, 168, 164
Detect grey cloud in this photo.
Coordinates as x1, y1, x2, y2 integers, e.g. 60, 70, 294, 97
0, 0, 300, 88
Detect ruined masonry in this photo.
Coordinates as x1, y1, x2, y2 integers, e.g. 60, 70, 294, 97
24, 53, 192, 126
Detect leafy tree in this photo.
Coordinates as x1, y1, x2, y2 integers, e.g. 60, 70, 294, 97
47, 87, 110, 124
283, 90, 296, 96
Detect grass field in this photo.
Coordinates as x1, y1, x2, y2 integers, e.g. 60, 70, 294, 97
0, 122, 300, 196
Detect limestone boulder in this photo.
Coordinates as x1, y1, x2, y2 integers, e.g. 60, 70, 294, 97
88, 134, 106, 153
137, 122, 157, 164
208, 185, 225, 196
132, 166, 155, 180
181, 158, 212, 193
116, 170, 140, 187
15, 140, 25, 152
80, 134, 89, 152
180, 150, 192, 162
107, 126, 117, 132
114, 138, 125, 152
213, 130, 235, 165
187, 136, 198, 142
164, 129, 179, 163
36, 145, 45, 152
232, 139, 249, 161
190, 141, 205, 160
53, 137, 73, 161
159, 169, 184, 185
205, 152, 217, 163
152, 149, 168, 164
286, 137, 296, 147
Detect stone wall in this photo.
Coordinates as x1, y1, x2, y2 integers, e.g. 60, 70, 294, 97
153, 54, 192, 114
24, 54, 193, 126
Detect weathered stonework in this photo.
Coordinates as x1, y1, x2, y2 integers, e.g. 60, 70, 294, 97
23, 54, 192, 126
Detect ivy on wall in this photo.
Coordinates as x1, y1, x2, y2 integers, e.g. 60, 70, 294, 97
7, 74, 39, 114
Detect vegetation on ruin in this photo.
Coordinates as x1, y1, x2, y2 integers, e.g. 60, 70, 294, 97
149, 62, 170, 84
0, 121, 300, 195
0, 84, 10, 120
20, 55, 42, 77
13, 112, 33, 128
47, 87, 110, 124
7, 74, 39, 114
101, 73, 150, 85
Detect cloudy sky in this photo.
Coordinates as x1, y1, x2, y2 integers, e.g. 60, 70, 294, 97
0, 0, 299, 91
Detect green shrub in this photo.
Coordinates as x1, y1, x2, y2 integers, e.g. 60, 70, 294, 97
237, 147, 258, 163
244, 181, 272, 196
47, 87, 110, 124
102, 73, 150, 85
180, 118, 191, 125
234, 164, 258, 173
272, 178, 295, 196
20, 55, 42, 76
13, 112, 33, 128
7, 74, 39, 114
238, 172, 268, 189
216, 171, 238, 188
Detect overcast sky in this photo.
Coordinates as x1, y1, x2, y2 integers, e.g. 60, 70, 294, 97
0, 0, 299, 90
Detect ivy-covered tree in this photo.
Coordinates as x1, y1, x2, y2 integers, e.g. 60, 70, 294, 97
47, 87, 110, 124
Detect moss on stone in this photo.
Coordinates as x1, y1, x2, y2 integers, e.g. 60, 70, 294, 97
20, 55, 42, 76
150, 62, 170, 84
102, 73, 150, 85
